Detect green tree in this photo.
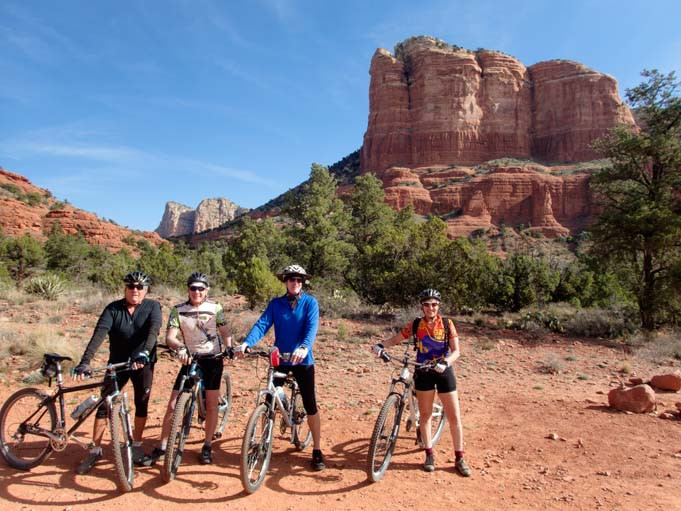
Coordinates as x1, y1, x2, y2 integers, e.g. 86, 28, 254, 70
236, 255, 285, 308
0, 233, 45, 281
591, 69, 681, 329
283, 163, 354, 283
223, 217, 287, 280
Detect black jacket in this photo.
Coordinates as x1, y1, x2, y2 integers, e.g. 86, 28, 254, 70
80, 298, 162, 365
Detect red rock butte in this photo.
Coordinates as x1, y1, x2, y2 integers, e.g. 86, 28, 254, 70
360, 36, 636, 237
0, 167, 163, 252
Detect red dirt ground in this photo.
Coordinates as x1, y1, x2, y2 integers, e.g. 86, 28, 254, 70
0, 297, 680, 510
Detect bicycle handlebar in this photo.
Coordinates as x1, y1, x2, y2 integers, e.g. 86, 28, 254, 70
377, 350, 439, 371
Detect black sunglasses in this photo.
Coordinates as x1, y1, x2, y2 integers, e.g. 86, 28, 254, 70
126, 284, 146, 290
189, 285, 207, 292
286, 277, 304, 283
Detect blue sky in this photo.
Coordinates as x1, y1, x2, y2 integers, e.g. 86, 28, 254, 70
2, 0, 680, 232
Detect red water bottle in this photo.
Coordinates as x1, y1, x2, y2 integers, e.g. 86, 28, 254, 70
269, 346, 280, 367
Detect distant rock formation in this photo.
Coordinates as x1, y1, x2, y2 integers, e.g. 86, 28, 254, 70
155, 198, 249, 238
0, 168, 163, 251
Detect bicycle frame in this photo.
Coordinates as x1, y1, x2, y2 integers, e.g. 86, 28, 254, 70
255, 362, 298, 436
25, 360, 129, 450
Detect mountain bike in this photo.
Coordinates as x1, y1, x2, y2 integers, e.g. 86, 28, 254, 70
366, 347, 446, 482
0, 353, 135, 492
240, 347, 312, 494
163, 349, 233, 482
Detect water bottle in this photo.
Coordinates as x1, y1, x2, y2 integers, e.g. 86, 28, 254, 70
275, 386, 289, 412
71, 395, 99, 420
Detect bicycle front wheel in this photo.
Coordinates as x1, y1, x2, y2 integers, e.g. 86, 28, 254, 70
240, 404, 274, 494
430, 396, 446, 446
163, 392, 193, 483
367, 393, 401, 482
291, 393, 311, 450
213, 372, 232, 439
0, 388, 56, 470
109, 400, 134, 492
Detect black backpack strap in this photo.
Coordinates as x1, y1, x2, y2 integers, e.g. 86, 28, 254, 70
412, 317, 420, 349
442, 317, 451, 342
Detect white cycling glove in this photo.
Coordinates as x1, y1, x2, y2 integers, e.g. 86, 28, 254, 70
176, 347, 190, 365
233, 343, 249, 354
291, 346, 308, 364
434, 361, 448, 374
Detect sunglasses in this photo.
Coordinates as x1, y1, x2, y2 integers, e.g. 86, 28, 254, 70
126, 284, 146, 290
189, 286, 207, 292
422, 302, 440, 308
286, 277, 304, 283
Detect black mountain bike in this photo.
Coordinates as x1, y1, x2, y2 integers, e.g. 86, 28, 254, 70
0, 353, 135, 492
163, 349, 232, 482
367, 347, 446, 482
240, 347, 312, 494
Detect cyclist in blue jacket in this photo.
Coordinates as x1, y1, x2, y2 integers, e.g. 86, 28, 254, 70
234, 264, 325, 471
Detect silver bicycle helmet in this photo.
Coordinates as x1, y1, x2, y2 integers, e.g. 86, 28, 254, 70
418, 288, 441, 303
187, 272, 210, 287
123, 271, 152, 286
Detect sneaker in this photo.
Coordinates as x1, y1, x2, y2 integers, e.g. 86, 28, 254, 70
132, 444, 145, 466
199, 444, 213, 465
75, 449, 102, 475
455, 457, 472, 477
423, 453, 435, 472
311, 449, 325, 471
140, 447, 165, 467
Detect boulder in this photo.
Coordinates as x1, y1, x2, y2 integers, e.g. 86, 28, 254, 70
649, 372, 681, 392
608, 384, 656, 413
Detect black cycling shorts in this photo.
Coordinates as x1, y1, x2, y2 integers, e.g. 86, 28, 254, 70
414, 365, 457, 393
273, 364, 318, 416
97, 363, 155, 419
173, 358, 224, 391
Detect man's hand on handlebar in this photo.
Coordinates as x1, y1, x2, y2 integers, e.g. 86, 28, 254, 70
71, 363, 92, 381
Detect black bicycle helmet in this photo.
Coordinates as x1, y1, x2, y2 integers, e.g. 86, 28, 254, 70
418, 288, 441, 303
123, 271, 152, 286
187, 272, 210, 287
276, 264, 311, 282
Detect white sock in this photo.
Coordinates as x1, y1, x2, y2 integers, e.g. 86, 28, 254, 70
91, 446, 102, 454
160, 440, 167, 450
133, 441, 142, 447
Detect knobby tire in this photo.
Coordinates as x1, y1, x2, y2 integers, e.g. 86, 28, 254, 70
163, 392, 193, 483
0, 388, 56, 470
109, 400, 134, 492
367, 393, 402, 482
240, 404, 273, 494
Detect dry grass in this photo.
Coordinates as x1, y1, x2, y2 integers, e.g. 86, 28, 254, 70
631, 329, 681, 366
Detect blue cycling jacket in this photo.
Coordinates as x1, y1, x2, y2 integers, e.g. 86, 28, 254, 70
243, 292, 319, 365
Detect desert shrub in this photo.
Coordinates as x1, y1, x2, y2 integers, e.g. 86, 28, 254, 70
563, 308, 636, 338
23, 273, 66, 300
313, 284, 364, 319
336, 322, 349, 342
631, 329, 681, 365
539, 352, 565, 374
0, 233, 45, 281
76, 288, 118, 315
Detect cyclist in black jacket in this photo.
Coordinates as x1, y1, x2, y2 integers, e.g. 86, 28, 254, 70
72, 271, 162, 475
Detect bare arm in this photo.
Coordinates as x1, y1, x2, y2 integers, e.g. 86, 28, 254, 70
218, 324, 232, 348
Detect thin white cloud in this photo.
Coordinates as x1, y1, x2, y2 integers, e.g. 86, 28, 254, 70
10, 142, 143, 162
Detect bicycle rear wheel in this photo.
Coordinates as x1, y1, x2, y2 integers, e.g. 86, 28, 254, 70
213, 372, 232, 439
163, 392, 193, 483
291, 392, 311, 450
109, 400, 134, 492
367, 393, 401, 482
0, 388, 56, 470
240, 404, 273, 494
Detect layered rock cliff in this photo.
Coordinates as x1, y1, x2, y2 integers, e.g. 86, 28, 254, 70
0, 168, 163, 251
359, 36, 636, 237
361, 36, 635, 171
155, 198, 249, 238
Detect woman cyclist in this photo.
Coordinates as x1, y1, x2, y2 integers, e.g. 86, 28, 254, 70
372, 288, 472, 476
